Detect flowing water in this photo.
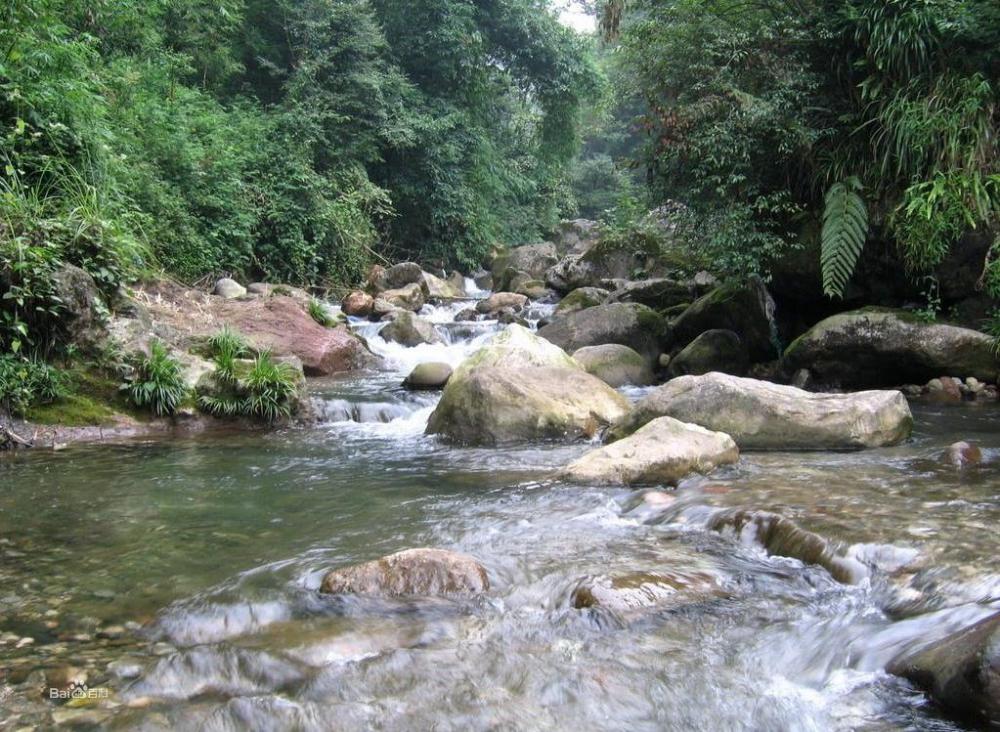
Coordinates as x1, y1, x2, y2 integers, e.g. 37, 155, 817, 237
1, 291, 998, 730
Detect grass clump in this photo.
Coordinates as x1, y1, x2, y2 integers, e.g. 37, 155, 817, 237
122, 340, 188, 416
308, 297, 340, 328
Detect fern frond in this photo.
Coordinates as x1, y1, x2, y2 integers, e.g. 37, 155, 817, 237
821, 177, 869, 299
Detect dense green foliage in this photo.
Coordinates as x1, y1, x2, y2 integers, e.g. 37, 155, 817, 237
0, 354, 63, 415
2, 0, 597, 292
600, 0, 999, 294
122, 340, 187, 416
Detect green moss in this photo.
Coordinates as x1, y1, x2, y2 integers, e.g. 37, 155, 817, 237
26, 392, 117, 426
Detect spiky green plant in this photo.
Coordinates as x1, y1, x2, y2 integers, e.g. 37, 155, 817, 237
198, 349, 298, 423
123, 340, 188, 416
821, 178, 869, 299
308, 297, 339, 328
206, 326, 251, 383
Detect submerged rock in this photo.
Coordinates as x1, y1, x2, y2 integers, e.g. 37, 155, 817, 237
887, 612, 1000, 725
671, 278, 778, 363
784, 308, 1000, 387
572, 344, 654, 387
538, 303, 669, 366
943, 441, 982, 468
320, 548, 489, 597
426, 325, 629, 445
609, 373, 913, 450
558, 416, 738, 486
404, 362, 453, 390
571, 570, 722, 614
379, 311, 443, 347
708, 510, 868, 584
669, 329, 748, 377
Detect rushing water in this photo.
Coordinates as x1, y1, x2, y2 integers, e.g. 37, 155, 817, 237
0, 294, 998, 730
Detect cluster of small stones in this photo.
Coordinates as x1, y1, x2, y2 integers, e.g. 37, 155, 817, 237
901, 376, 999, 402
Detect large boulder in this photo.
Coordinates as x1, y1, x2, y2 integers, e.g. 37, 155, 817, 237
555, 287, 609, 316
546, 237, 661, 293
379, 311, 443, 347
380, 282, 425, 312
887, 612, 1000, 725
383, 262, 425, 291
552, 219, 599, 255
609, 372, 912, 450
52, 264, 106, 349
491, 243, 559, 291
403, 362, 453, 390
671, 278, 778, 363
538, 303, 669, 366
609, 278, 695, 310
669, 329, 748, 377
422, 271, 464, 301
341, 291, 374, 318
217, 296, 378, 376
558, 416, 738, 486
213, 278, 246, 299
572, 344, 654, 387
425, 325, 629, 445
784, 308, 1000, 387
320, 548, 489, 597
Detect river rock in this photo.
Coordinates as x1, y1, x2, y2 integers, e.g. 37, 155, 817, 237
571, 570, 722, 614
572, 344, 654, 387
559, 416, 738, 486
545, 236, 660, 293
341, 291, 374, 317
708, 510, 868, 584
887, 611, 1000, 725
784, 308, 1000, 387
217, 296, 378, 376
379, 311, 443, 347
404, 362, 453, 390
491, 242, 559, 290
383, 262, 425, 291
422, 272, 464, 301
380, 282, 425, 312
944, 441, 982, 468
320, 548, 489, 597
213, 278, 247, 299
552, 218, 599, 255
514, 279, 550, 301
426, 325, 629, 444
472, 269, 493, 290
538, 303, 669, 366
671, 278, 778, 363
555, 287, 609, 316
610, 278, 694, 310
476, 292, 529, 315
669, 329, 748, 377
609, 372, 912, 450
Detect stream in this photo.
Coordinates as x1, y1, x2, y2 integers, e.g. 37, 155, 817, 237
1, 287, 998, 730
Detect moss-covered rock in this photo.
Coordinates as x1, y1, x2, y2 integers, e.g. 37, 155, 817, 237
379, 311, 443, 347
555, 287, 609, 316
783, 308, 1000, 387
538, 303, 670, 365
572, 344, 654, 387
671, 277, 778, 363
669, 329, 748, 377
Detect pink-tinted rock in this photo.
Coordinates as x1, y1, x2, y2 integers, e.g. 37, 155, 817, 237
342, 290, 374, 317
